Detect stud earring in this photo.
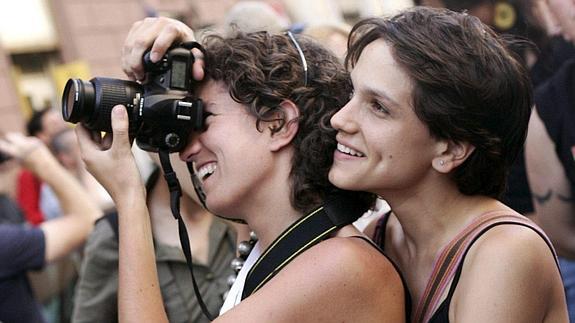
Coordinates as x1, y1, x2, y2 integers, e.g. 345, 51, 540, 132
439, 160, 445, 166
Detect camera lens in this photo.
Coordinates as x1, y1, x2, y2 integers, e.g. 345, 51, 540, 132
61, 77, 143, 132
62, 79, 95, 123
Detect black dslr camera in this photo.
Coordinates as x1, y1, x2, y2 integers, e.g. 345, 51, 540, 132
61, 42, 204, 152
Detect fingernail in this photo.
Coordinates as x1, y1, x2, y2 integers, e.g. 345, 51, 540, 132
113, 106, 125, 118
150, 51, 160, 62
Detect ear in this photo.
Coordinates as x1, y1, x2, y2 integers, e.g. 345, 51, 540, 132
432, 139, 475, 173
267, 100, 300, 152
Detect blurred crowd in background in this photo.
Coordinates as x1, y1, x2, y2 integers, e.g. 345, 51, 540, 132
0, 0, 574, 322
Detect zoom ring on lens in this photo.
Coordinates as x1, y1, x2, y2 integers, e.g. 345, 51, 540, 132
92, 81, 133, 132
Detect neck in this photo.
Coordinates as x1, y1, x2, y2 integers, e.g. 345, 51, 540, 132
382, 179, 502, 256
239, 156, 305, 250
244, 195, 304, 251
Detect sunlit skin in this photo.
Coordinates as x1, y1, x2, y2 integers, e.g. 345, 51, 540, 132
329, 39, 445, 200
77, 16, 407, 323
328, 38, 569, 322
179, 81, 274, 218
178, 80, 302, 249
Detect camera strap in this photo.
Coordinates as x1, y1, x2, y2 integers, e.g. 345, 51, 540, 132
158, 150, 216, 321
241, 191, 366, 299
186, 161, 248, 225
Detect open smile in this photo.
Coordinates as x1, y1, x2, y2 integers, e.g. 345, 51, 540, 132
337, 143, 365, 157
197, 162, 217, 181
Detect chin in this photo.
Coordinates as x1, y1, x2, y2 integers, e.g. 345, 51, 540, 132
328, 168, 357, 191
205, 196, 242, 220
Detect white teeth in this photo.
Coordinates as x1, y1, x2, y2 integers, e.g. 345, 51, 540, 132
337, 143, 365, 157
197, 163, 217, 180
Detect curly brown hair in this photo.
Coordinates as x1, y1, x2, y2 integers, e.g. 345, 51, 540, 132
202, 31, 374, 214
346, 7, 533, 198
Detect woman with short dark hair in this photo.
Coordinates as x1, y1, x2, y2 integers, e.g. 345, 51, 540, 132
330, 7, 568, 322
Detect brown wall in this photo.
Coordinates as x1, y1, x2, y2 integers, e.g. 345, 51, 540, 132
49, 0, 149, 79
0, 46, 25, 133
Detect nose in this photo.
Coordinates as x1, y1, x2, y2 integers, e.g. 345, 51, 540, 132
331, 100, 357, 133
179, 131, 202, 162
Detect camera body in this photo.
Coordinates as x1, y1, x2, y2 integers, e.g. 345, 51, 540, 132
62, 42, 204, 152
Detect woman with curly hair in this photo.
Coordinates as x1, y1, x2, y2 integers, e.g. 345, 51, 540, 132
76, 18, 406, 322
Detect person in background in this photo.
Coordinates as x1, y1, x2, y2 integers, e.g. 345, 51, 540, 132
302, 22, 351, 61
331, 7, 567, 321
0, 133, 101, 323
221, 0, 290, 35
0, 157, 25, 225
413, 0, 496, 25
48, 128, 115, 217
17, 108, 68, 225
525, 0, 575, 320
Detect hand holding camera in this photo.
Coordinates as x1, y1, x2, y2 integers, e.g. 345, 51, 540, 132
68, 17, 204, 201
63, 17, 206, 154
74, 105, 144, 201
122, 17, 203, 82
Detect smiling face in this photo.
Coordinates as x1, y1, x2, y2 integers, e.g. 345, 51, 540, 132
329, 40, 441, 197
179, 80, 275, 217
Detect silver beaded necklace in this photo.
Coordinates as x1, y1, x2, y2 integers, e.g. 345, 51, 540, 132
224, 231, 258, 300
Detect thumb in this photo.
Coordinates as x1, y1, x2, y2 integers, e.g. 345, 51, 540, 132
110, 105, 131, 153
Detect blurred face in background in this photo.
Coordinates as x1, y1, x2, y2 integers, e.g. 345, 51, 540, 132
39, 110, 68, 144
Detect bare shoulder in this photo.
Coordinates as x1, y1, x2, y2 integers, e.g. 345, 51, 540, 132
302, 236, 400, 280
221, 236, 406, 322
464, 222, 556, 273
452, 222, 566, 322
285, 237, 406, 316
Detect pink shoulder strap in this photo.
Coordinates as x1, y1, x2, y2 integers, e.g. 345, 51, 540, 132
412, 210, 556, 323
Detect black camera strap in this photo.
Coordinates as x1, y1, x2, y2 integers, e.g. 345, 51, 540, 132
241, 191, 366, 299
186, 161, 248, 225
158, 150, 216, 321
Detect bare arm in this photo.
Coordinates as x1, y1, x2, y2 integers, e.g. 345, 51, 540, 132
0, 134, 101, 263
76, 106, 168, 323
525, 108, 575, 258
116, 189, 166, 323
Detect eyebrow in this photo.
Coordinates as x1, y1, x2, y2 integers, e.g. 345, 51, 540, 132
351, 71, 400, 107
364, 85, 400, 108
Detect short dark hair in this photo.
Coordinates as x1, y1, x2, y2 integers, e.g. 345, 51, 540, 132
26, 108, 50, 137
346, 7, 532, 198
50, 128, 74, 155
203, 31, 375, 214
